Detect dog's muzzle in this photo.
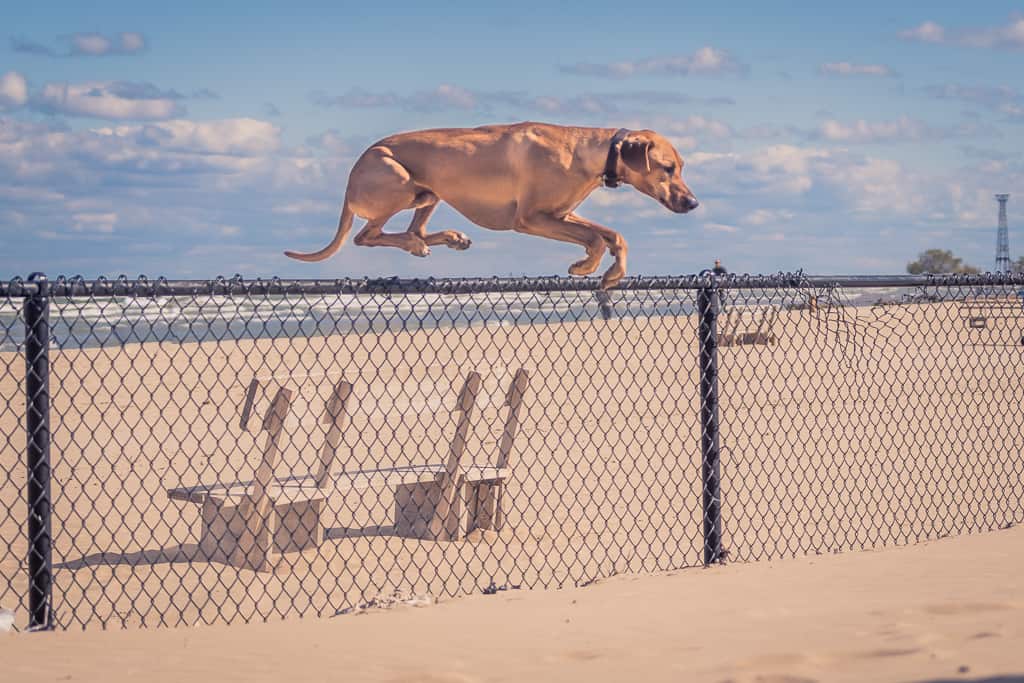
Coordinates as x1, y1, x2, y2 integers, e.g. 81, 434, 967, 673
673, 195, 700, 213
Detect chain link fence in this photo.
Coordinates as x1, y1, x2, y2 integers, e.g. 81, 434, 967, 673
1, 272, 1023, 631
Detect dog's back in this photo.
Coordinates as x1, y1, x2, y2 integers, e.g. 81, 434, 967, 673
371, 123, 597, 211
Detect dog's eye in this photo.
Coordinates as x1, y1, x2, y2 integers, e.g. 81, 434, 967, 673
664, 164, 675, 175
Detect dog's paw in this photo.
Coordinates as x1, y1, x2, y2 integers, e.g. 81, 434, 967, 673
411, 242, 431, 257
569, 259, 599, 276
600, 268, 625, 290
448, 232, 472, 251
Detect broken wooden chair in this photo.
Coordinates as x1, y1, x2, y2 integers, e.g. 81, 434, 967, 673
167, 369, 530, 570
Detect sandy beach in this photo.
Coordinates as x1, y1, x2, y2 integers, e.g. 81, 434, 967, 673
1, 523, 1022, 682
1, 293, 1022, 631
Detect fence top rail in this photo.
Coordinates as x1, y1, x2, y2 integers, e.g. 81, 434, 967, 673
2, 272, 1023, 298
0, 278, 41, 298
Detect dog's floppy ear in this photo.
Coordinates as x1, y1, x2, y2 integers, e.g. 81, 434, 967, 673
621, 132, 654, 173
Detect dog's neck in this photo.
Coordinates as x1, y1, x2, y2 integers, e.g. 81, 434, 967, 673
601, 128, 631, 188
578, 127, 630, 190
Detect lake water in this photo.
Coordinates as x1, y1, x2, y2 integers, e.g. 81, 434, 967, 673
0, 285, 1002, 353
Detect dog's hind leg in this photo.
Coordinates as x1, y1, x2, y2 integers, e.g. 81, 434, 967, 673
348, 148, 431, 256
353, 215, 430, 256
513, 213, 608, 277
405, 191, 472, 251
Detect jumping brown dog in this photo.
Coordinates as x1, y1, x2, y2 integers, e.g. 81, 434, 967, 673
284, 122, 699, 289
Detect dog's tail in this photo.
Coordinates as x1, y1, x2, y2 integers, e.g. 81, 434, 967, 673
283, 200, 355, 262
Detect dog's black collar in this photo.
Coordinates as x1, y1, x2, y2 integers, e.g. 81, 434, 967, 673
602, 128, 631, 188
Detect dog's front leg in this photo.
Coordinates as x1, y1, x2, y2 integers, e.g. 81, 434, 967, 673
565, 214, 628, 289
514, 213, 608, 279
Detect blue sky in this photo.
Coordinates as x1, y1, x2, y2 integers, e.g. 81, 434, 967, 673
2, 1, 1023, 279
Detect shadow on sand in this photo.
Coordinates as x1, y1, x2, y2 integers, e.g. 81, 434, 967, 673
55, 525, 400, 569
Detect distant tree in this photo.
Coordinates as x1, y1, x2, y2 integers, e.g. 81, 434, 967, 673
1013, 256, 1024, 274
906, 249, 980, 275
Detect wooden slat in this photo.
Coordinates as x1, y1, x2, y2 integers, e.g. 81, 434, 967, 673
246, 386, 293, 515
315, 379, 353, 487
168, 464, 509, 505
430, 372, 482, 540
478, 368, 530, 531
496, 369, 529, 469
239, 378, 260, 431
234, 386, 293, 569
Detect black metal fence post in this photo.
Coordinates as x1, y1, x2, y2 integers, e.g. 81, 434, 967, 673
697, 284, 723, 565
24, 272, 54, 630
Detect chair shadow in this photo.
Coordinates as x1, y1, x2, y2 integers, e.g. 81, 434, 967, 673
56, 525, 404, 570
56, 543, 207, 570
325, 524, 399, 540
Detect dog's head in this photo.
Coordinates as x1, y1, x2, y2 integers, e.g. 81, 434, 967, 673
617, 130, 699, 214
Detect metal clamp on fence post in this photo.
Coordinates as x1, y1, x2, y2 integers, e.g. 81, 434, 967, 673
23, 272, 54, 631
697, 283, 723, 565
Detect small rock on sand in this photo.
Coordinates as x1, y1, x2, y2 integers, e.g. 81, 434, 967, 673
0, 608, 14, 633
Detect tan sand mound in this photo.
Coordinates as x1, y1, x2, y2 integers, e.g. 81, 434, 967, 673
1, 524, 1022, 682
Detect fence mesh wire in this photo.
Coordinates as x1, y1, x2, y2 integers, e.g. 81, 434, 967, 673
1, 286, 28, 628
1, 273, 1023, 630
715, 279, 1024, 561
3, 276, 704, 629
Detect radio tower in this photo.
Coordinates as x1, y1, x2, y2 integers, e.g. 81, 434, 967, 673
995, 194, 1010, 273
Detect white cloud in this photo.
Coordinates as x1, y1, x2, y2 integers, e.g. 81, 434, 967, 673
415, 84, 477, 110
925, 82, 1024, 121
310, 88, 401, 108
740, 145, 827, 195
654, 115, 733, 139
959, 17, 1024, 49
312, 85, 733, 117
119, 33, 146, 53
312, 84, 480, 111
1001, 103, 1024, 121
272, 200, 335, 215
0, 186, 64, 203
899, 21, 946, 43
818, 156, 927, 216
97, 118, 281, 155
742, 209, 794, 226
13, 32, 147, 57
812, 116, 988, 143
819, 62, 896, 77
71, 211, 118, 233
925, 82, 1019, 107
817, 117, 930, 143
705, 222, 738, 233
33, 81, 184, 120
899, 16, 1024, 49
559, 47, 748, 78
688, 143, 963, 223
0, 71, 28, 110
70, 32, 147, 56
306, 129, 356, 157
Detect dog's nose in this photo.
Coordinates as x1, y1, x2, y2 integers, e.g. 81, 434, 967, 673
684, 196, 699, 211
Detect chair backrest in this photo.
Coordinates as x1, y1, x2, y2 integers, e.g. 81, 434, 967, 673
496, 369, 530, 469
243, 386, 293, 519
443, 371, 483, 479
315, 379, 354, 486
